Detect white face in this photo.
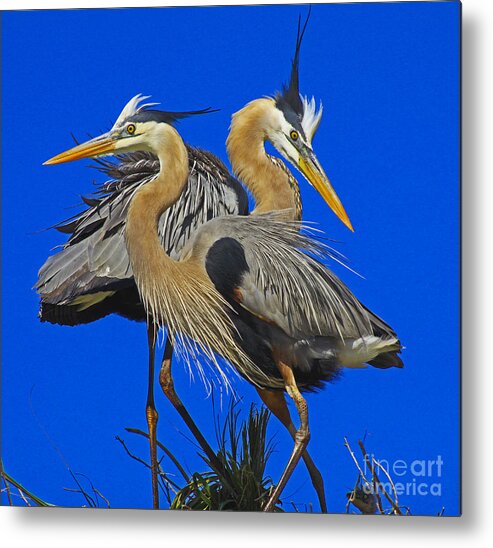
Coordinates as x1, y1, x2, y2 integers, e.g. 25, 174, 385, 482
111, 120, 171, 155
263, 106, 306, 169
108, 94, 173, 155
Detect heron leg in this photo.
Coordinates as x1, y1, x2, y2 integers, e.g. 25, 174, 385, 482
158, 335, 226, 476
263, 363, 310, 513
256, 387, 327, 513
146, 322, 159, 510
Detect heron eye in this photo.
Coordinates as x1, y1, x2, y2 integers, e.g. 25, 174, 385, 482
127, 124, 136, 135
290, 130, 299, 141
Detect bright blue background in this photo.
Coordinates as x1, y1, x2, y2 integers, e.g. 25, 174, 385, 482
1, 2, 460, 515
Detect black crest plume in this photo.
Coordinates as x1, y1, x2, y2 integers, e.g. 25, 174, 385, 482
128, 107, 220, 126
276, 6, 312, 116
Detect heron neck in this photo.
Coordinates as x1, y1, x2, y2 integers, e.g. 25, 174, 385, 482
227, 99, 302, 221
125, 132, 192, 314
124, 128, 249, 374
127, 137, 188, 232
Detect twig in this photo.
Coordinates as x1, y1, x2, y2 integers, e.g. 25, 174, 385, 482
93, 487, 111, 508
358, 440, 402, 515
66, 471, 96, 507
344, 438, 381, 514
356, 440, 384, 513
18, 486, 31, 506
0, 461, 13, 506
116, 435, 182, 494
343, 437, 370, 484
373, 457, 399, 508
116, 435, 152, 470
125, 427, 190, 483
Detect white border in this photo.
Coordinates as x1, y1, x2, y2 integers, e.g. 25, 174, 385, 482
2, 0, 493, 544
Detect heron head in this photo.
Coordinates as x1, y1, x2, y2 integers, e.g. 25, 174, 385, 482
44, 94, 217, 165
261, 10, 353, 232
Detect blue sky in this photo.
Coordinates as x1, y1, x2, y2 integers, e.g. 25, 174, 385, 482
1, 2, 460, 515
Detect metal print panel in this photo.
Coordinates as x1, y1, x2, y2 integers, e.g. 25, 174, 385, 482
1, 1, 461, 515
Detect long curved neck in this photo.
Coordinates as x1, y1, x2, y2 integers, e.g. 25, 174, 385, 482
226, 98, 301, 221
127, 131, 189, 230
125, 126, 249, 374
126, 128, 192, 325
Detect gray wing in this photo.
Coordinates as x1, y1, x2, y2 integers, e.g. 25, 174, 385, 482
36, 147, 248, 307
196, 213, 398, 342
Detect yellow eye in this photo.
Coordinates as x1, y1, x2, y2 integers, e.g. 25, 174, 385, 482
127, 124, 136, 135
290, 130, 299, 141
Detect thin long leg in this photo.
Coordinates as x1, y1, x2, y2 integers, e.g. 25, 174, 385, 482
146, 322, 159, 510
158, 335, 227, 477
256, 387, 327, 513
263, 363, 310, 513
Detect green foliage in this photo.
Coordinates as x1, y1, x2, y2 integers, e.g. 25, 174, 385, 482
170, 402, 282, 512
1, 460, 54, 507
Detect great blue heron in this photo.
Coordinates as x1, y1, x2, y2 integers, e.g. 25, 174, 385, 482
43, 91, 403, 512
36, 100, 249, 509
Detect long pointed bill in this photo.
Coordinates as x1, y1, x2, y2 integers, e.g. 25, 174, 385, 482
43, 133, 117, 165
299, 150, 354, 232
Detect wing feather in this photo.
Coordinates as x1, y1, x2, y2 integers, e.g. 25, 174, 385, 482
36, 147, 247, 310
195, 213, 398, 342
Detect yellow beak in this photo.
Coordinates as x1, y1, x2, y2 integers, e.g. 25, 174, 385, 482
43, 134, 116, 165
299, 153, 354, 232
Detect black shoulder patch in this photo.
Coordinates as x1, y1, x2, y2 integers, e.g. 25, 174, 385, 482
205, 237, 249, 299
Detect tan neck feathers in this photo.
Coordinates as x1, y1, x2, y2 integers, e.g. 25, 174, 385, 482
226, 99, 301, 220
125, 126, 255, 386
